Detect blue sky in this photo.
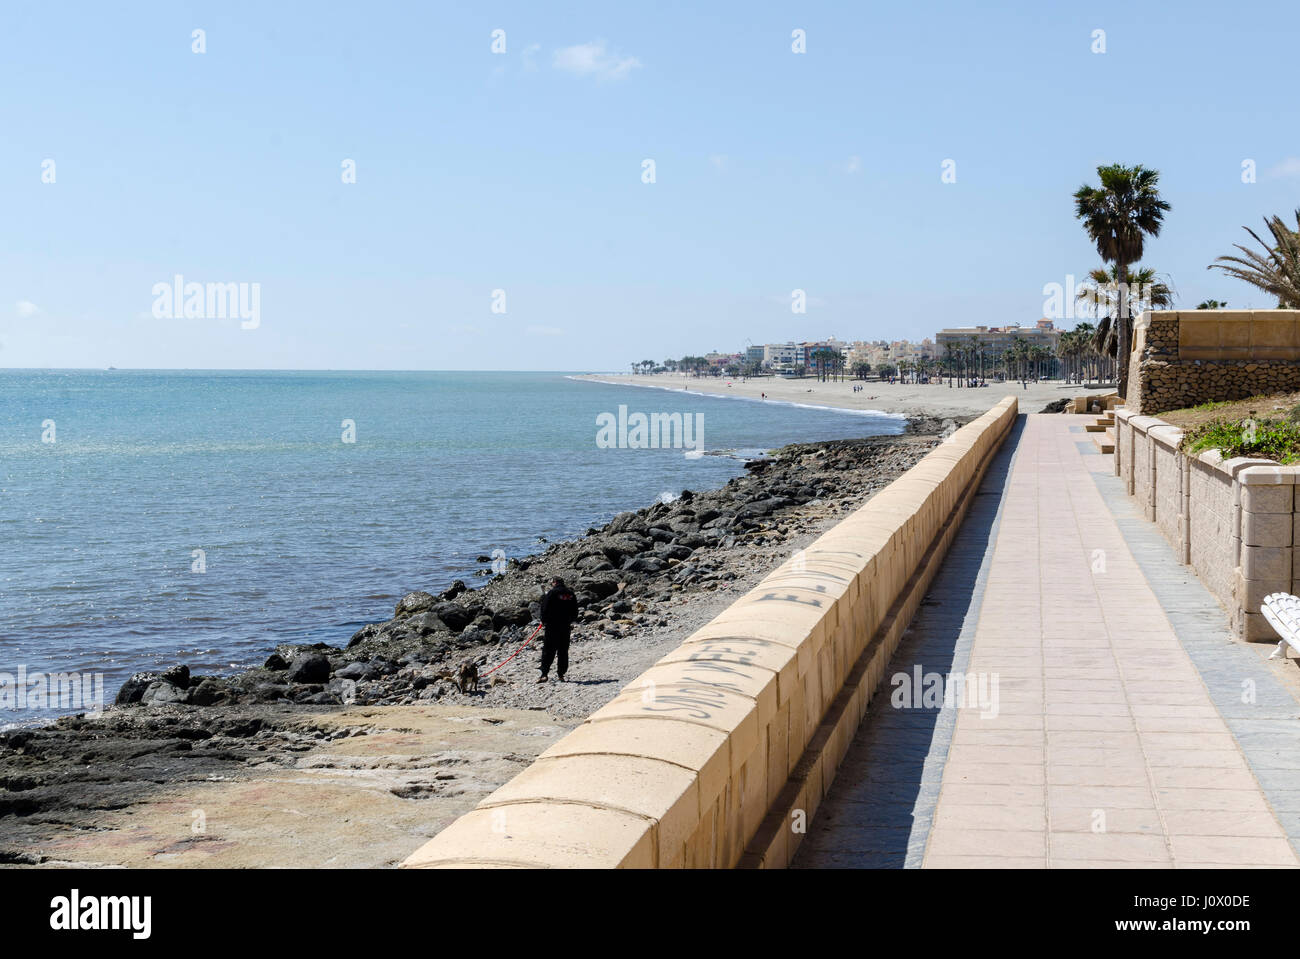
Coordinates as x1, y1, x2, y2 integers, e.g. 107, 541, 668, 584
2, 0, 1298, 370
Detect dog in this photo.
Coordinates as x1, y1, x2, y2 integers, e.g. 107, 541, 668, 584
433, 661, 480, 694
456, 661, 479, 694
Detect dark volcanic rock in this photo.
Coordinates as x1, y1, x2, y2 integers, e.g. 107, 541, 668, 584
623, 556, 664, 574
576, 553, 615, 573
114, 672, 159, 706
286, 654, 331, 684
738, 495, 792, 518
187, 679, 225, 706
433, 602, 474, 632
606, 511, 647, 535
346, 624, 380, 649
439, 580, 468, 601
141, 682, 190, 705
578, 573, 622, 598
275, 642, 338, 662
160, 664, 190, 690
408, 611, 447, 635
491, 604, 532, 629
335, 661, 375, 681
601, 532, 652, 565
653, 543, 694, 561
394, 591, 437, 617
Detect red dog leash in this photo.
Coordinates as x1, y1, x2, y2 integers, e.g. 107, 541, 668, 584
480, 622, 544, 679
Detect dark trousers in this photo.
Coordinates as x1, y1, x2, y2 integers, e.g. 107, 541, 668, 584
540, 628, 570, 678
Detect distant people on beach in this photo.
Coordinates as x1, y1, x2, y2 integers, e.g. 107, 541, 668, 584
538, 576, 579, 683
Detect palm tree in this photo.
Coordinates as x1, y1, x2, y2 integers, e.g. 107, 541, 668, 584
1063, 322, 1097, 384
942, 341, 959, 386
1208, 210, 1300, 308
1076, 265, 1175, 366
1195, 300, 1228, 310
1056, 331, 1076, 384
810, 348, 835, 382
1074, 164, 1171, 397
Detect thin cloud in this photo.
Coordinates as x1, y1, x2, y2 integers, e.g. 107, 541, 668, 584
15, 300, 39, 317
843, 155, 862, 174
1266, 157, 1300, 179
710, 154, 728, 171
552, 40, 641, 81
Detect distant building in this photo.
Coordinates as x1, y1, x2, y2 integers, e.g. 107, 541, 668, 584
704, 351, 742, 369
935, 322, 1060, 356
763, 342, 801, 369
799, 338, 850, 368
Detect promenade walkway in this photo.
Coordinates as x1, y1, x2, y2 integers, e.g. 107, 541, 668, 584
793, 413, 1300, 868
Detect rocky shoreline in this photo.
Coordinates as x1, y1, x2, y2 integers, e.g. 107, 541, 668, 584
0, 414, 961, 865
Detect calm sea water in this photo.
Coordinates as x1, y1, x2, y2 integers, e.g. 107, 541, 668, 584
0, 370, 902, 723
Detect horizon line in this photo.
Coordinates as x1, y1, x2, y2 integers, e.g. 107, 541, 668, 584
0, 367, 625, 374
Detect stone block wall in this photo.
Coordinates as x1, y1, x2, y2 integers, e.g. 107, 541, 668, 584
1114, 408, 1296, 641
1127, 310, 1300, 414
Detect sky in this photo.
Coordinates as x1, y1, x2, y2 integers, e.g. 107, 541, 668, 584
2, 0, 1298, 371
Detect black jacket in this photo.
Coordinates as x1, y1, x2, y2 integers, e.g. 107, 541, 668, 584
540, 584, 579, 631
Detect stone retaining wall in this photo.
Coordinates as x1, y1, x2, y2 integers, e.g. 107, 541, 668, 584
400, 397, 1019, 868
1127, 310, 1300, 414
1114, 408, 1297, 641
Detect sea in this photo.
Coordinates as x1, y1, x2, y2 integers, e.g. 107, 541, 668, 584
0, 370, 903, 724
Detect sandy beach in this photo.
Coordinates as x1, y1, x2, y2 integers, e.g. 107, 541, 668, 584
575, 372, 1111, 419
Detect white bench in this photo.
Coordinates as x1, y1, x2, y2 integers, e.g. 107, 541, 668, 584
1264, 593, 1300, 660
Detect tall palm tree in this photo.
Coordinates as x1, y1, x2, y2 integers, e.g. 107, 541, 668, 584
1208, 210, 1300, 308
1076, 265, 1175, 364
810, 348, 837, 382
1074, 164, 1171, 397
1071, 322, 1098, 383
942, 342, 959, 386
1195, 300, 1228, 310
1056, 330, 1076, 384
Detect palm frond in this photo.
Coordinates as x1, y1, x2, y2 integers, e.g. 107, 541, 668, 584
1208, 210, 1300, 308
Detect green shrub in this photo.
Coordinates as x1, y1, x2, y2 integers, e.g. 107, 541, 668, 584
1181, 416, 1300, 465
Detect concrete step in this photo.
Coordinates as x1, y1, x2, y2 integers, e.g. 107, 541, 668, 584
1085, 423, 1107, 432
1092, 429, 1115, 454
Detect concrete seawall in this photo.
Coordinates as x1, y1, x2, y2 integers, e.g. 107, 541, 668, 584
401, 396, 1019, 868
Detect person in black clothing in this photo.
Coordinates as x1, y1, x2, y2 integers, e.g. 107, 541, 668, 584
538, 576, 579, 683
